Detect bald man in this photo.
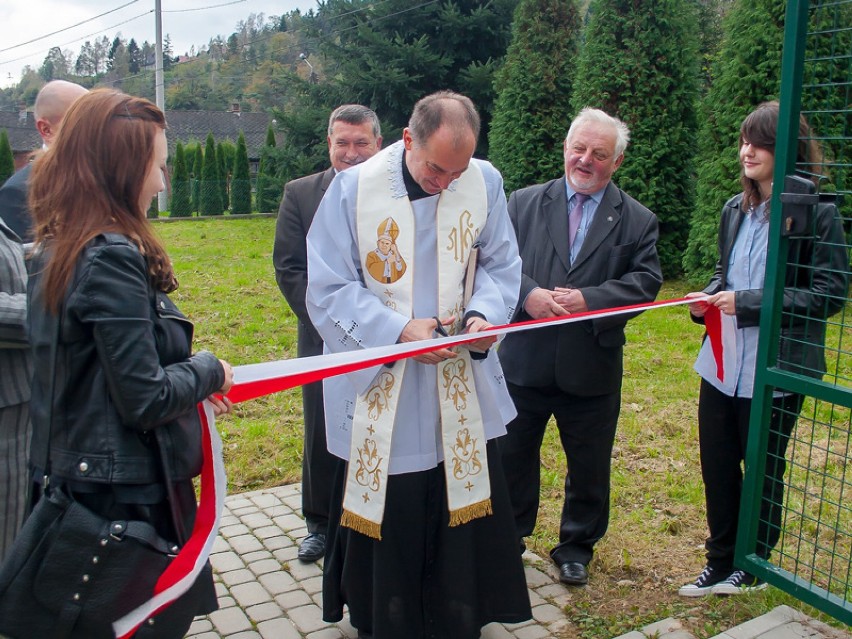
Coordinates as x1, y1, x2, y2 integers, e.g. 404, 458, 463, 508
0, 80, 88, 241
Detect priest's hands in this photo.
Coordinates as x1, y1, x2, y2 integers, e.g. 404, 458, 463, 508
462, 316, 497, 353
400, 316, 458, 364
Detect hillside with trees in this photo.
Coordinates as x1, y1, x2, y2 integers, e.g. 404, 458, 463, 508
4, 0, 820, 278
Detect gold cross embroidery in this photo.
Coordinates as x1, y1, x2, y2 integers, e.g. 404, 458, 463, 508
367, 424, 375, 435
458, 414, 468, 426
465, 481, 474, 491
363, 493, 370, 503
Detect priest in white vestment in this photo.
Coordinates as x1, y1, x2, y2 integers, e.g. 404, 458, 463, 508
307, 91, 531, 639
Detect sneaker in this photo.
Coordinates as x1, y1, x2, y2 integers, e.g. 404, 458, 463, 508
712, 570, 768, 595
678, 566, 732, 597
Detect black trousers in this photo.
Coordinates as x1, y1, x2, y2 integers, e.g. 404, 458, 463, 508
501, 383, 621, 566
697, 379, 803, 571
300, 376, 341, 535
322, 440, 531, 639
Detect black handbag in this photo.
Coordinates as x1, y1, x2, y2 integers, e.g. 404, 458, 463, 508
0, 305, 209, 639
0, 485, 212, 639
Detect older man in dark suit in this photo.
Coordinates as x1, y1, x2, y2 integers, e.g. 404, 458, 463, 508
0, 80, 87, 242
499, 107, 663, 586
273, 104, 382, 562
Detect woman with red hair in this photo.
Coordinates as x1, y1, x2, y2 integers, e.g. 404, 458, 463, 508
26, 89, 233, 637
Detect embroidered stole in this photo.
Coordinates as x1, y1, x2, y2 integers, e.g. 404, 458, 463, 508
340, 147, 491, 539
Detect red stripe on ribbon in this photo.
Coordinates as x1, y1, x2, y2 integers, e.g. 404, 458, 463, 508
112, 295, 694, 636
702, 304, 725, 383
113, 402, 223, 638
227, 296, 692, 404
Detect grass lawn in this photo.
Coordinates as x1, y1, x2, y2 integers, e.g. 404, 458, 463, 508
156, 216, 844, 638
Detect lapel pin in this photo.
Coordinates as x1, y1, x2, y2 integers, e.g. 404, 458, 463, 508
607, 216, 613, 222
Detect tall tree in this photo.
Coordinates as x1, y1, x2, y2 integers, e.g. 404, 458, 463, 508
231, 132, 252, 214
170, 142, 192, 217
255, 125, 281, 213
40, 47, 72, 81
163, 34, 174, 70
200, 133, 223, 215
217, 141, 231, 212
303, 0, 519, 149
0, 131, 14, 185
192, 143, 203, 213
682, 0, 785, 281
489, 0, 581, 193
127, 38, 142, 74
571, 0, 700, 277
75, 41, 96, 76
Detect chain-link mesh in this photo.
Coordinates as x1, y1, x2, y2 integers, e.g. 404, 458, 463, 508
741, 0, 851, 624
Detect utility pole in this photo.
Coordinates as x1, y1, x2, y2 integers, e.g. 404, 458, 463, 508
155, 0, 167, 213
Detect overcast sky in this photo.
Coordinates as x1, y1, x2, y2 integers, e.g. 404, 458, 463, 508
0, 0, 318, 88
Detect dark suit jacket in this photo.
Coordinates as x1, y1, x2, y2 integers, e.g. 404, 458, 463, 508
694, 192, 848, 379
499, 178, 663, 396
273, 167, 335, 354
0, 164, 32, 243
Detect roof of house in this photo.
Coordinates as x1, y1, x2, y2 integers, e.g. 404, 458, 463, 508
0, 111, 41, 156
165, 110, 275, 159
0, 109, 276, 159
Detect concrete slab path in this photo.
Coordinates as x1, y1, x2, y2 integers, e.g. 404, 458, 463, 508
185, 484, 851, 639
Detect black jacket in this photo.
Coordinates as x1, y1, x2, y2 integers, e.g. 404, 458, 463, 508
499, 178, 663, 396
28, 233, 224, 486
694, 193, 848, 378
0, 164, 33, 243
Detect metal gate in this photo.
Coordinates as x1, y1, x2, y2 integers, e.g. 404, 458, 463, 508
739, 0, 851, 624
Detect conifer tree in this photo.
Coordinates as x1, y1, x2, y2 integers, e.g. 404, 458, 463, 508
170, 142, 192, 217
192, 144, 203, 214
200, 133, 223, 215
231, 132, 252, 214
488, 0, 581, 193
217, 142, 230, 213
683, 0, 785, 281
255, 125, 280, 213
571, 0, 700, 277
0, 131, 14, 186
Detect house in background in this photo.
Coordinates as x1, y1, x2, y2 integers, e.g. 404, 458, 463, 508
165, 104, 276, 176
1, 103, 277, 176
0, 108, 41, 170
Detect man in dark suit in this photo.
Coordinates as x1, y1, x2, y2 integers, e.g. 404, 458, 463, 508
499, 107, 663, 586
273, 104, 382, 562
0, 80, 88, 242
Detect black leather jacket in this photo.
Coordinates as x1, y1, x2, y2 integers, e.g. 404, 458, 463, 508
28, 233, 225, 486
694, 193, 848, 378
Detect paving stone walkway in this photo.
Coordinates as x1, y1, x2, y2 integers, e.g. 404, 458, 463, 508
185, 484, 850, 639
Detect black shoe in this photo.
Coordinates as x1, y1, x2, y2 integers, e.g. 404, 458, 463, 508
558, 561, 588, 585
298, 532, 326, 562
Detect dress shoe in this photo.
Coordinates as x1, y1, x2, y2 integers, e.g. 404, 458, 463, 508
558, 561, 589, 586
298, 532, 326, 562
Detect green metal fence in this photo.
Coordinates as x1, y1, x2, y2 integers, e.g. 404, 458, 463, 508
740, 0, 851, 624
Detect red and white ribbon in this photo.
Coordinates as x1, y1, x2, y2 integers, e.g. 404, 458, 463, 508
113, 401, 225, 639
228, 296, 694, 403
702, 303, 737, 384
114, 295, 698, 636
